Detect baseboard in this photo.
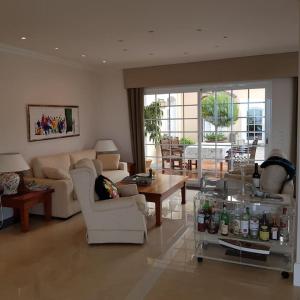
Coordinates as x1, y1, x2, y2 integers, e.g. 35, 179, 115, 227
0, 216, 16, 230
294, 263, 300, 286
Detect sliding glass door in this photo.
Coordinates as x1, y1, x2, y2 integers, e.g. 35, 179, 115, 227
144, 82, 270, 185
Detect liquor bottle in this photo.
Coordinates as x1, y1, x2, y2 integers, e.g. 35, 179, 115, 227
249, 215, 259, 239
279, 207, 289, 243
208, 206, 218, 234
203, 200, 211, 229
149, 168, 153, 178
270, 217, 279, 240
220, 203, 229, 236
231, 207, 241, 236
197, 208, 205, 232
240, 207, 250, 238
252, 163, 260, 189
259, 212, 269, 241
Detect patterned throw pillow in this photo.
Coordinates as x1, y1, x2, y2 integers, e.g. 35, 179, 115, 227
95, 175, 119, 200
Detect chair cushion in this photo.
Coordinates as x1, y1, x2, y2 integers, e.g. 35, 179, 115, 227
70, 149, 96, 165
97, 154, 120, 170
95, 175, 119, 200
42, 167, 71, 180
31, 153, 71, 178
102, 170, 129, 183
93, 159, 103, 176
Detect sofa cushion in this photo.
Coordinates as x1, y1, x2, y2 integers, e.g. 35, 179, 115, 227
43, 167, 71, 180
74, 158, 97, 179
102, 170, 129, 183
93, 159, 103, 176
95, 175, 119, 200
97, 154, 120, 170
70, 149, 96, 165
32, 153, 71, 178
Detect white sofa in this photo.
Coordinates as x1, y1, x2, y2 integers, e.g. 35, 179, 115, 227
25, 149, 129, 218
70, 167, 147, 244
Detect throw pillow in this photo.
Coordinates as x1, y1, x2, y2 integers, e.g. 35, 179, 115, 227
42, 167, 70, 180
96, 154, 120, 170
95, 175, 119, 200
74, 158, 97, 179
93, 159, 103, 176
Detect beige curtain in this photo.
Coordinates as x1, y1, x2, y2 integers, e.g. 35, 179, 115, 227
127, 88, 145, 173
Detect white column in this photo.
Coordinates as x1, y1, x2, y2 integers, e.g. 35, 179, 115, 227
293, 2, 300, 285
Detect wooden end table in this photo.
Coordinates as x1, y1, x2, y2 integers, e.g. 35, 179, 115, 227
137, 174, 188, 226
1, 189, 54, 232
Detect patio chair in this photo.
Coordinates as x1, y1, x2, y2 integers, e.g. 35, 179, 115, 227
225, 139, 258, 171
160, 136, 184, 169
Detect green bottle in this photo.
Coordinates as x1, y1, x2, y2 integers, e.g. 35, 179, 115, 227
220, 203, 229, 236
241, 207, 250, 237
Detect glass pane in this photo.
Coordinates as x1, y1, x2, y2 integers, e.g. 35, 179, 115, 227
161, 106, 169, 119
170, 119, 183, 131
249, 88, 265, 103
161, 119, 169, 131
233, 89, 248, 103
203, 131, 229, 143
145, 144, 156, 157
184, 119, 197, 132
170, 93, 183, 106
170, 106, 183, 118
157, 94, 169, 106
184, 92, 198, 105
144, 94, 156, 106
183, 133, 198, 145
184, 105, 198, 118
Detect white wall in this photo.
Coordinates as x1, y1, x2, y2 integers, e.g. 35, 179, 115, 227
271, 78, 297, 161
0, 50, 101, 220
95, 67, 133, 162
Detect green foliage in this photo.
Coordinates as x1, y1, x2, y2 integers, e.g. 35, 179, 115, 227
180, 137, 195, 145
205, 132, 226, 142
144, 102, 163, 145
202, 91, 239, 128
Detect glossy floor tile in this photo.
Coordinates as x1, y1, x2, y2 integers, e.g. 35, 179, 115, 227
0, 190, 299, 300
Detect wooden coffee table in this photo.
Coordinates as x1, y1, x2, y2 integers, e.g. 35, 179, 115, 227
1, 189, 54, 232
137, 174, 188, 226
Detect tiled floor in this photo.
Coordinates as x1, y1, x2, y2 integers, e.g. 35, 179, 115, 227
0, 190, 299, 300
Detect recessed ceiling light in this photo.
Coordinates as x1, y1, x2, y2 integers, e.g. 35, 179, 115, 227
81, 54, 87, 58
102, 60, 107, 64
148, 30, 155, 33
122, 48, 128, 52
196, 28, 202, 32
117, 39, 124, 42
215, 45, 220, 48
223, 35, 228, 39
183, 52, 189, 55
20, 36, 27, 40
148, 53, 154, 56
54, 47, 59, 51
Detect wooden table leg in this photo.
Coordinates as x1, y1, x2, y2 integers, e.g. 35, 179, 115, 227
20, 207, 29, 232
13, 208, 19, 221
155, 200, 162, 226
181, 182, 186, 204
43, 194, 52, 221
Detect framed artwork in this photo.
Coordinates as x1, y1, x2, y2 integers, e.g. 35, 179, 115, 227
27, 105, 80, 142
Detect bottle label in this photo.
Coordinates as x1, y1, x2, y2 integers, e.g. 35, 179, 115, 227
232, 219, 240, 235
252, 178, 260, 188
198, 214, 204, 224
220, 220, 228, 235
271, 228, 278, 240
240, 220, 249, 235
259, 229, 269, 241
250, 219, 259, 230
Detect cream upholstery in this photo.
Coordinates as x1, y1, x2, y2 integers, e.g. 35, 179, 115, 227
70, 167, 147, 244
26, 149, 129, 218
97, 154, 120, 170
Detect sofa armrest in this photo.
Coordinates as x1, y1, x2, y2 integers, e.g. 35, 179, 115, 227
118, 162, 128, 172
117, 184, 138, 197
92, 197, 137, 212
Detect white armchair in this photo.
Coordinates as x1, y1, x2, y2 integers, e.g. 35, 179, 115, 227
70, 167, 147, 244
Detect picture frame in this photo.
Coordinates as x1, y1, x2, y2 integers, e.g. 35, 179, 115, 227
27, 105, 80, 142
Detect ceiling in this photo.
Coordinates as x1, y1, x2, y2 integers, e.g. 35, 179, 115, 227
0, 0, 298, 69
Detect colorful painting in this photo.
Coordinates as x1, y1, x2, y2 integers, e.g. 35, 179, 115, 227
27, 105, 80, 142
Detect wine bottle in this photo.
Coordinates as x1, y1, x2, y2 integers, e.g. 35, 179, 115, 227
197, 208, 205, 232
259, 212, 269, 241
279, 208, 289, 243
220, 203, 229, 236
240, 207, 250, 237
252, 163, 260, 189
270, 217, 279, 240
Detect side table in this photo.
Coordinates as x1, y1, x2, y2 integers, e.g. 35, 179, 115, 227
1, 189, 54, 232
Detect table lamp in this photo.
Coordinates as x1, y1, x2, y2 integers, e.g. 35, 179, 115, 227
94, 139, 118, 153
0, 153, 30, 195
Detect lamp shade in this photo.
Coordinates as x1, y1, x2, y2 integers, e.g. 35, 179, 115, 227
94, 140, 118, 152
0, 153, 30, 173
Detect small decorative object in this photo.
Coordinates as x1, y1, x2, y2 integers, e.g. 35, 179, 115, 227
136, 173, 152, 186
94, 139, 118, 153
0, 153, 30, 195
27, 105, 80, 142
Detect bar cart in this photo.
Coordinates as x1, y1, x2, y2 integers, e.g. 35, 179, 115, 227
194, 189, 295, 278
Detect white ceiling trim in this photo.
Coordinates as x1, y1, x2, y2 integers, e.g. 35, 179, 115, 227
0, 42, 96, 72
